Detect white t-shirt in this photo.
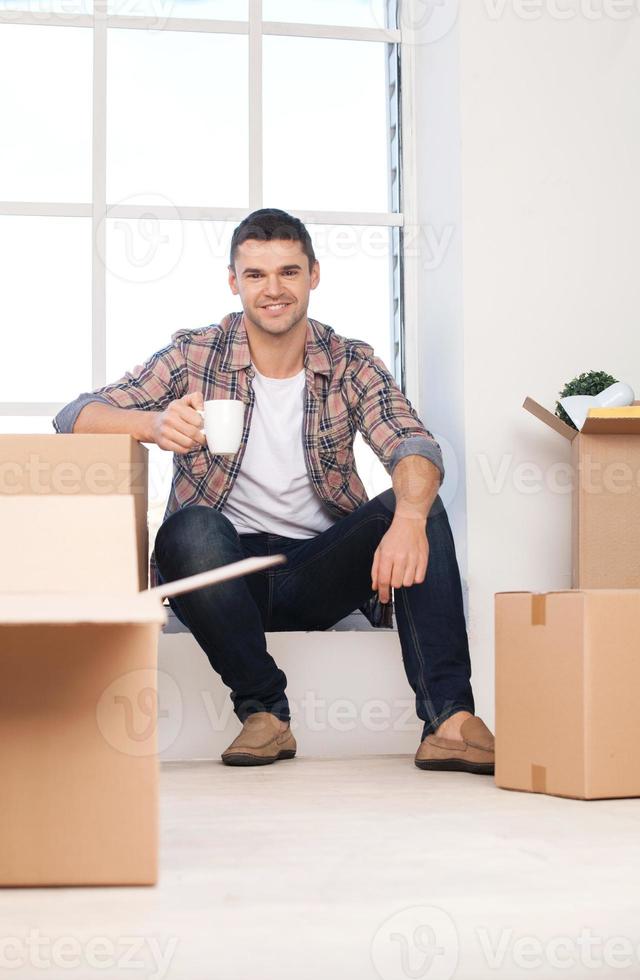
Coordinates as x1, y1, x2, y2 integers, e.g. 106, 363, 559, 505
221, 366, 336, 538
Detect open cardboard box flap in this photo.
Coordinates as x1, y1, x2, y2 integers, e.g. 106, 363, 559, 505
523, 397, 577, 441
0, 555, 286, 625
524, 396, 640, 438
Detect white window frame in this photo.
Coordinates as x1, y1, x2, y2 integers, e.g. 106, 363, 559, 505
0, 0, 421, 418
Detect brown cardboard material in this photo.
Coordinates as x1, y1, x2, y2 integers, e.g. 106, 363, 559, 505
587, 406, 640, 420
522, 396, 578, 442
0, 620, 161, 886
581, 415, 640, 435
495, 589, 640, 800
0, 555, 284, 887
0, 495, 141, 594
0, 435, 149, 589
0, 434, 286, 887
523, 398, 640, 588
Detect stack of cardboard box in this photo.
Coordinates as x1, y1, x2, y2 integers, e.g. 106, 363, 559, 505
0, 434, 278, 885
495, 399, 640, 799
0, 434, 159, 885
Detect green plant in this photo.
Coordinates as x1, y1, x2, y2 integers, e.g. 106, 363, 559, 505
555, 370, 618, 429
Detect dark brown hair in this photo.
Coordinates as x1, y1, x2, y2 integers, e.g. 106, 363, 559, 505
230, 208, 316, 271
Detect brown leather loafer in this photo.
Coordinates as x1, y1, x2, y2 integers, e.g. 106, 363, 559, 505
221, 712, 297, 767
415, 716, 494, 774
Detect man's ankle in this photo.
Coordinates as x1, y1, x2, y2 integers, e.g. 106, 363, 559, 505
263, 713, 289, 732
433, 710, 473, 739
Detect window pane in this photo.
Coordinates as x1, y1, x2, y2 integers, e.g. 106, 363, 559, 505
0, 0, 91, 16
263, 0, 388, 28
105, 218, 237, 379
307, 223, 395, 500
0, 417, 54, 434
107, 31, 248, 207
107, 0, 246, 19
106, 218, 237, 538
263, 37, 390, 213
147, 441, 174, 549
107, 220, 394, 375
0, 217, 92, 402
0, 26, 92, 202
307, 224, 393, 368
354, 431, 392, 498
105, 221, 394, 378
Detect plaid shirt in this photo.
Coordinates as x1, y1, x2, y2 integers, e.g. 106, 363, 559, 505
54, 313, 444, 626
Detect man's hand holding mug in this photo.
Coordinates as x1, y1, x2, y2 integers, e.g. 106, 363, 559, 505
151, 392, 244, 456
151, 392, 206, 454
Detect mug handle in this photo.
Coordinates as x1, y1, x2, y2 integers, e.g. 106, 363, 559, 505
195, 409, 206, 450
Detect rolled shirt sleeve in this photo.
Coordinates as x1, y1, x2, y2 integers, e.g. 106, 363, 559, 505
53, 335, 189, 434
349, 344, 445, 485
53, 392, 120, 434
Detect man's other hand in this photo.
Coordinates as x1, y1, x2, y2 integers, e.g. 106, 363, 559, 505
371, 516, 429, 605
151, 392, 207, 454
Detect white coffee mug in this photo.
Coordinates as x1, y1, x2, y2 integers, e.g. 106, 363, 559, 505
197, 399, 245, 455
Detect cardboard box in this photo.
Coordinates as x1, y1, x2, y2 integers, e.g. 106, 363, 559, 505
0, 434, 149, 590
0, 599, 163, 885
0, 436, 285, 886
0, 436, 153, 885
524, 397, 640, 588
0, 557, 282, 887
495, 589, 640, 800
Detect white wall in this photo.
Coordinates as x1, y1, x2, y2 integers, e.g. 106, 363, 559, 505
159, 630, 421, 760
455, 1, 640, 725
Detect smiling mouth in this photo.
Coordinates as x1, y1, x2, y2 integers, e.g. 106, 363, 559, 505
261, 303, 292, 313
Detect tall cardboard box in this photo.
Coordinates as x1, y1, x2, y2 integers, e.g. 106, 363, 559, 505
0, 435, 284, 885
495, 589, 640, 800
523, 398, 640, 588
0, 435, 155, 885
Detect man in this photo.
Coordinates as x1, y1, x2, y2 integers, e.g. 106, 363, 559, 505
54, 208, 494, 773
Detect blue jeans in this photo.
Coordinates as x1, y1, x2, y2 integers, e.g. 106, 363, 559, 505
154, 489, 475, 739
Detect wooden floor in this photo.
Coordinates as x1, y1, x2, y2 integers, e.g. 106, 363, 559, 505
3, 757, 640, 979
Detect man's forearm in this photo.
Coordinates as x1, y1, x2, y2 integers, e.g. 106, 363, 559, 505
392, 454, 442, 521
73, 402, 156, 443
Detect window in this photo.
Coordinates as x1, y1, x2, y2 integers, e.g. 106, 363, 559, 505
0, 0, 407, 535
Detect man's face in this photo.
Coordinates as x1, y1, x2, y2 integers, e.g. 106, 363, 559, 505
228, 238, 320, 337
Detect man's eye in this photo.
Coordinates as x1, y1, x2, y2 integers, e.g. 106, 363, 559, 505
283, 270, 297, 277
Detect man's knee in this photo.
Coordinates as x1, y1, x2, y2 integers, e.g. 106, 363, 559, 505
155, 506, 238, 573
